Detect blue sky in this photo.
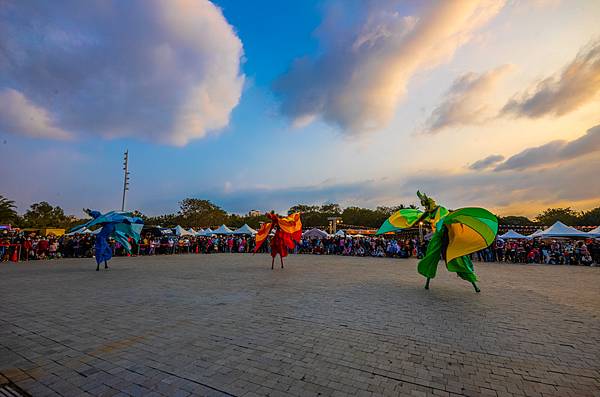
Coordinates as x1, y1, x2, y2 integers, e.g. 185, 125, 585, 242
1, 0, 600, 217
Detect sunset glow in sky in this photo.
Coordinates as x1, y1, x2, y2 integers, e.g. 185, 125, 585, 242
1, 0, 599, 217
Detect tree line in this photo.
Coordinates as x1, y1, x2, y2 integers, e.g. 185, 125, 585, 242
1, 195, 599, 230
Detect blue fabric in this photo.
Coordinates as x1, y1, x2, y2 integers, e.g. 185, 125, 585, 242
95, 223, 115, 264
70, 210, 144, 264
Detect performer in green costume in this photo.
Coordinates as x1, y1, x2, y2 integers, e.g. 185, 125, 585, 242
377, 191, 498, 292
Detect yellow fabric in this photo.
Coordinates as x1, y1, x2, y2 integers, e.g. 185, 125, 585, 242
389, 212, 416, 229
278, 212, 302, 234
446, 223, 486, 263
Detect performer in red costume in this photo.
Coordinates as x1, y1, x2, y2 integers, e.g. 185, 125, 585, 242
254, 211, 302, 269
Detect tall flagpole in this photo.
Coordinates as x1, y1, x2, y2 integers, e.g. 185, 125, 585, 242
121, 150, 130, 211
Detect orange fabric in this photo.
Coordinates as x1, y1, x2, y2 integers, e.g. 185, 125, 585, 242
254, 212, 303, 257
253, 222, 273, 253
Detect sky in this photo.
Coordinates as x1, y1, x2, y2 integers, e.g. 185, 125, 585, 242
1, 0, 599, 218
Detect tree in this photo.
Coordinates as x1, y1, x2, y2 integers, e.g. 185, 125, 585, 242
578, 207, 600, 226
22, 202, 70, 228
178, 198, 228, 228
534, 207, 579, 226
497, 215, 534, 226
0, 195, 18, 224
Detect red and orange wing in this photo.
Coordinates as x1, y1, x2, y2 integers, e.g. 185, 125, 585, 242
253, 222, 273, 253
277, 212, 302, 243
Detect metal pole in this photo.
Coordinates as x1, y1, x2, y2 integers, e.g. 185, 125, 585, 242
121, 150, 129, 211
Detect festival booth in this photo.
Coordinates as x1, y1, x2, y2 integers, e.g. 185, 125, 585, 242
212, 225, 233, 235
232, 224, 257, 235
187, 228, 196, 235
586, 226, 600, 238
174, 225, 194, 237
528, 229, 544, 238
534, 221, 589, 239
20, 227, 65, 237
499, 229, 529, 239
334, 229, 346, 237
65, 228, 94, 236
303, 228, 328, 239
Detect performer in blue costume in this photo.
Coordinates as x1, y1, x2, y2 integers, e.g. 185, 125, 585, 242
69, 209, 144, 271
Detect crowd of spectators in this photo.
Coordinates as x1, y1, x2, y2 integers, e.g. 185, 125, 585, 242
1, 229, 599, 266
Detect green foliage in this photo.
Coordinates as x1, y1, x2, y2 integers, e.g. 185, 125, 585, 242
579, 207, 600, 226
0, 195, 18, 224
178, 198, 228, 228
497, 215, 534, 225
534, 207, 579, 226
21, 201, 73, 228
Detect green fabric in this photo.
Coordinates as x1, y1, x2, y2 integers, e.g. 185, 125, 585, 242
444, 207, 498, 246
447, 256, 477, 282
376, 219, 399, 235
417, 229, 442, 279
376, 208, 423, 234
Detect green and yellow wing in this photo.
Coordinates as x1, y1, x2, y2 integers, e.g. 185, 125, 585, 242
376, 208, 424, 234
442, 207, 498, 263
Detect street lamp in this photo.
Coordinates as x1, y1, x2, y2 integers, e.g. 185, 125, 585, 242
327, 217, 343, 234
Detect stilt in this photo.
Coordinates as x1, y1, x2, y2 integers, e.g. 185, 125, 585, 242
104, 260, 109, 270
471, 282, 480, 293
280, 257, 284, 269
96, 263, 99, 271
425, 278, 431, 290
271, 256, 275, 270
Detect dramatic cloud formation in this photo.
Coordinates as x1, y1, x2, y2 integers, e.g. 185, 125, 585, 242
0, 88, 71, 140
0, 0, 244, 145
494, 124, 600, 171
424, 65, 513, 133
502, 39, 600, 118
174, 152, 600, 216
275, 0, 505, 134
468, 154, 505, 170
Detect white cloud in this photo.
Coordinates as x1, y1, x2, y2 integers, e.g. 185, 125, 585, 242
0, 88, 71, 140
494, 124, 600, 171
0, 0, 244, 146
502, 39, 600, 118
424, 65, 513, 133
275, 1, 506, 134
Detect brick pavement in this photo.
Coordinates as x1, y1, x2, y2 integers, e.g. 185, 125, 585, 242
1, 255, 599, 396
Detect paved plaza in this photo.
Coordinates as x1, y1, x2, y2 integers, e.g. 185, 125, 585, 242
1, 255, 599, 397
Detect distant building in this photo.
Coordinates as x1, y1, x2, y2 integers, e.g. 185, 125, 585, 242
248, 210, 262, 217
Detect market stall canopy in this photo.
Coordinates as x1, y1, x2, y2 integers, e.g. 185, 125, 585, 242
65, 228, 94, 236
529, 229, 544, 238
174, 225, 194, 236
187, 228, 196, 235
212, 225, 233, 235
499, 229, 528, 239
535, 221, 589, 238
232, 224, 257, 235
587, 225, 600, 237
303, 228, 328, 239
335, 229, 346, 237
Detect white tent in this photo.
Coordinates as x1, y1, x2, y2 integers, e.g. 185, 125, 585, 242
499, 229, 528, 239
335, 229, 346, 237
303, 228, 328, 239
528, 229, 544, 238
232, 224, 258, 235
174, 225, 194, 237
65, 228, 94, 236
212, 225, 234, 235
587, 226, 600, 237
187, 228, 196, 235
535, 221, 589, 239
